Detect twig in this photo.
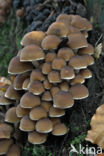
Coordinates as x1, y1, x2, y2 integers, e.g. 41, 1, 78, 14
95, 34, 103, 47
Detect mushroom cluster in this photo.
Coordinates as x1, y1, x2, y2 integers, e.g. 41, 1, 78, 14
0, 14, 95, 146
86, 104, 104, 149
0, 0, 12, 25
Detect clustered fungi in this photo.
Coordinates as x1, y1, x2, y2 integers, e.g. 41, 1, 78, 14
0, 0, 12, 25
86, 104, 104, 149
0, 14, 95, 155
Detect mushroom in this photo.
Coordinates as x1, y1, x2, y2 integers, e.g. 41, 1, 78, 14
0, 96, 13, 105
52, 58, 66, 70
45, 52, 56, 62
48, 71, 61, 83
0, 123, 13, 139
43, 79, 52, 90
7, 144, 21, 156
49, 106, 65, 117
0, 139, 13, 155
52, 123, 68, 136
16, 104, 30, 118
22, 78, 30, 90
42, 62, 52, 74
79, 69, 92, 79
70, 74, 85, 85
30, 69, 45, 82
78, 44, 94, 55
42, 91, 52, 101
29, 81, 45, 95
60, 66, 75, 80
41, 101, 52, 112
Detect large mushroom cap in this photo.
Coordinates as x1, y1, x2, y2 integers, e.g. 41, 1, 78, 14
20, 45, 45, 62
20, 92, 40, 108
5, 107, 20, 123
53, 91, 74, 109
21, 31, 46, 46
28, 131, 47, 145
52, 123, 68, 136
29, 106, 47, 121
0, 123, 13, 139
70, 84, 89, 99
7, 144, 21, 156
36, 118, 53, 133
19, 115, 35, 132
8, 56, 33, 74
0, 139, 13, 155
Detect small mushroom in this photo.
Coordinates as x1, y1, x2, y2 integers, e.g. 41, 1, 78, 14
52, 123, 68, 136
7, 144, 21, 156
48, 71, 61, 83
29, 81, 45, 95
70, 74, 85, 85
22, 78, 30, 90
42, 91, 52, 101
78, 44, 94, 55
42, 62, 52, 74
45, 52, 56, 62
52, 58, 66, 70
49, 106, 65, 117
0, 123, 13, 139
16, 104, 30, 118
30, 69, 45, 82
79, 69, 92, 79
0, 139, 13, 155
60, 66, 75, 80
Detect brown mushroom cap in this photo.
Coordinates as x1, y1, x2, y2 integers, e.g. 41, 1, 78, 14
70, 74, 85, 85
56, 14, 71, 23
5, 85, 21, 100
20, 92, 40, 108
50, 86, 60, 97
7, 144, 21, 156
51, 118, 61, 126
0, 96, 13, 105
48, 71, 61, 83
29, 81, 45, 95
41, 35, 61, 50
20, 45, 45, 62
41, 101, 52, 112
29, 106, 47, 121
49, 106, 65, 117
42, 91, 52, 101
5, 107, 20, 123
43, 79, 52, 90
0, 139, 13, 155
52, 58, 66, 70
52, 123, 68, 136
16, 104, 30, 118
42, 62, 52, 74
79, 69, 92, 79
60, 66, 75, 80
78, 44, 94, 55
71, 15, 92, 31
19, 115, 35, 132
70, 84, 89, 99
45, 52, 56, 62
67, 33, 88, 49
22, 78, 30, 90
57, 47, 75, 61
53, 91, 74, 109
30, 69, 45, 82
8, 56, 33, 74
59, 82, 69, 91
47, 22, 69, 37
36, 118, 53, 133
0, 123, 13, 139
13, 72, 29, 90
69, 55, 87, 69
28, 131, 47, 145
82, 55, 94, 66
21, 31, 46, 46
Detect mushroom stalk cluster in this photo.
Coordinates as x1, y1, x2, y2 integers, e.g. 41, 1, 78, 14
0, 14, 95, 147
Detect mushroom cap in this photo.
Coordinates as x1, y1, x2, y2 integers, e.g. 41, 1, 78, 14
71, 15, 92, 31
36, 118, 53, 133
42, 62, 52, 74
48, 71, 61, 83
8, 56, 33, 74
50, 86, 60, 97
28, 131, 47, 145
30, 69, 45, 82
20, 45, 45, 62
43, 79, 52, 90
41, 101, 52, 112
13, 72, 29, 90
52, 58, 66, 70
21, 31, 46, 46
57, 47, 75, 61
69, 55, 87, 69
16, 104, 30, 118
56, 14, 71, 23
29, 81, 45, 95
0, 123, 13, 139
78, 44, 94, 55
19, 115, 35, 132
49, 106, 65, 117
67, 33, 88, 49
79, 69, 92, 79
29, 106, 47, 121
59, 82, 69, 91
70, 74, 85, 85
41, 35, 61, 50
5, 107, 20, 123
81, 30, 88, 38
96, 104, 104, 115
70, 84, 89, 99
51, 118, 61, 126
20, 92, 40, 108
52, 123, 68, 136
7, 144, 21, 156
60, 66, 75, 80
5, 85, 21, 100
42, 91, 52, 101
82, 55, 94, 66
47, 22, 69, 37
0, 139, 13, 155
22, 78, 30, 90
45, 52, 56, 62
53, 91, 74, 109
0, 96, 13, 105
